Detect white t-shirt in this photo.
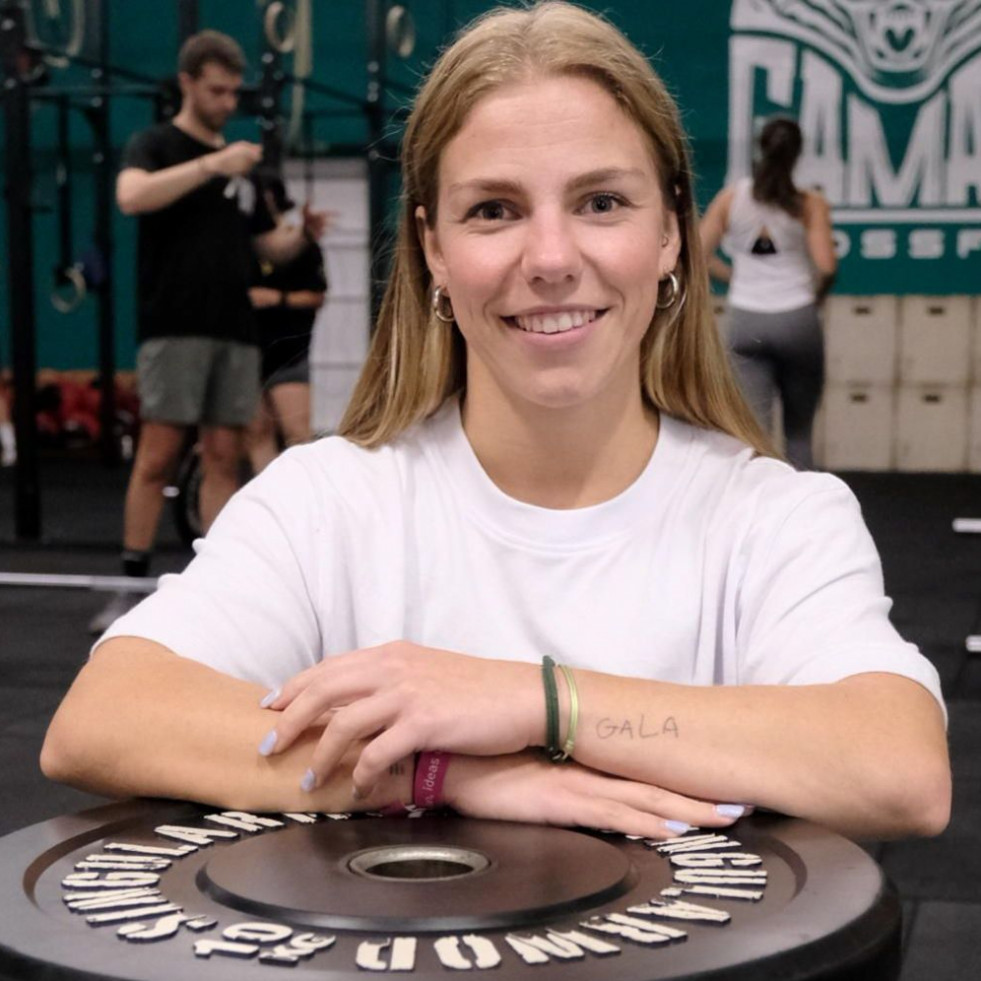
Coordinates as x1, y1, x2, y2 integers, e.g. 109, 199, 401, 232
102, 399, 944, 713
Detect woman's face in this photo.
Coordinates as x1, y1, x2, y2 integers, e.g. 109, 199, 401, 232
419, 74, 681, 415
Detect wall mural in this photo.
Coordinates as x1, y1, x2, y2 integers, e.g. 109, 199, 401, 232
726, 0, 981, 290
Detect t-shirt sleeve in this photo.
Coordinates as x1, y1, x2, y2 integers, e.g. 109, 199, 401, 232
735, 473, 945, 718
121, 128, 164, 173
96, 453, 327, 689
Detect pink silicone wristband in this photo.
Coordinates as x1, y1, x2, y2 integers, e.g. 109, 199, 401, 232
413, 751, 450, 809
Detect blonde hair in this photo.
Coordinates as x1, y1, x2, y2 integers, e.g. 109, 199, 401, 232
339, 1, 774, 457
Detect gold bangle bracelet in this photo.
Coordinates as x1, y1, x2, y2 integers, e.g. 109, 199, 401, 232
557, 663, 579, 760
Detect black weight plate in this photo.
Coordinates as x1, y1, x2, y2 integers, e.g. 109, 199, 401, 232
0, 800, 900, 981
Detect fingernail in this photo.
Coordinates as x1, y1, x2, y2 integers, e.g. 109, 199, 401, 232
351, 784, 364, 801
258, 730, 278, 756
716, 804, 746, 819
300, 769, 316, 793
259, 688, 280, 708
665, 820, 691, 835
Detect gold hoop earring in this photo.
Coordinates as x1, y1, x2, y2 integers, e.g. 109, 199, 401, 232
656, 271, 681, 310
431, 285, 455, 324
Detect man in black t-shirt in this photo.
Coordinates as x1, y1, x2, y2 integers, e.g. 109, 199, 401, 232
91, 30, 327, 633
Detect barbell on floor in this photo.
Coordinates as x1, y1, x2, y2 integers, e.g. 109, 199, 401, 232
0, 572, 158, 593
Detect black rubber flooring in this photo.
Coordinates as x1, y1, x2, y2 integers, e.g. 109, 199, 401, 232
1, 457, 980, 980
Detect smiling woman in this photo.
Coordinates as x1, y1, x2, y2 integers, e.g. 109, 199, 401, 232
42, 1, 950, 844
417, 74, 676, 465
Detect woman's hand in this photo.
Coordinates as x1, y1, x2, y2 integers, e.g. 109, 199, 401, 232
445, 753, 750, 840
257, 642, 542, 796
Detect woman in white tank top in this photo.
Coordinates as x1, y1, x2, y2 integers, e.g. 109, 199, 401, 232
700, 118, 837, 469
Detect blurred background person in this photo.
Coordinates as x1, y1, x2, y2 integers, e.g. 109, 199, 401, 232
246, 173, 329, 473
90, 30, 326, 634
700, 117, 836, 470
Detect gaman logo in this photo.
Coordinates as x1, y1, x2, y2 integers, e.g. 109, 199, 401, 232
727, 0, 981, 265
733, 0, 981, 102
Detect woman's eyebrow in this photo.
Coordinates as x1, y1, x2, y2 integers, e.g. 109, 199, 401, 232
446, 178, 524, 198
447, 168, 649, 198
566, 167, 649, 191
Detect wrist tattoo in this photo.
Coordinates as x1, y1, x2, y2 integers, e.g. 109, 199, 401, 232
595, 715, 680, 740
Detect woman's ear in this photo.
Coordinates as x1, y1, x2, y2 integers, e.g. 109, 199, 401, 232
416, 205, 448, 285
658, 208, 683, 280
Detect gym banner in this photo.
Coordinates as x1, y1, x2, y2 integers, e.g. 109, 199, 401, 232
724, 0, 981, 294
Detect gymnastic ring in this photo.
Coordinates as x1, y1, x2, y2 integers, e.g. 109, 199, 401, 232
29, 0, 86, 62
264, 1, 296, 55
386, 5, 416, 59
50, 264, 87, 315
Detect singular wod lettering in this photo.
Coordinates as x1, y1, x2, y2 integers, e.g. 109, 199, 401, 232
53, 809, 770, 972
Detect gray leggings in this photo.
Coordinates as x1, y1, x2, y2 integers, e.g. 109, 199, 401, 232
726, 303, 824, 470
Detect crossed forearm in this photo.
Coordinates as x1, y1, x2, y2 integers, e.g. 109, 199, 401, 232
566, 668, 949, 838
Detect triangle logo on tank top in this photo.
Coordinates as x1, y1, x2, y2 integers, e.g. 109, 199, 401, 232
751, 225, 778, 255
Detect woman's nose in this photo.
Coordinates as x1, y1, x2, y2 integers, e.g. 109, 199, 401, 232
520, 211, 582, 284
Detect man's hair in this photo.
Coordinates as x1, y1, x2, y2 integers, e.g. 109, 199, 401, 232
177, 30, 246, 78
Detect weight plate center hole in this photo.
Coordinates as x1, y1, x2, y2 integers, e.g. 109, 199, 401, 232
347, 845, 491, 882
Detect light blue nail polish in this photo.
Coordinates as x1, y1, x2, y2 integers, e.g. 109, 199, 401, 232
301, 769, 316, 793
716, 804, 746, 819
259, 688, 280, 709
665, 820, 691, 834
258, 730, 278, 757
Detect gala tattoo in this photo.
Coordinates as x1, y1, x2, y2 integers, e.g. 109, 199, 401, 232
595, 715, 680, 740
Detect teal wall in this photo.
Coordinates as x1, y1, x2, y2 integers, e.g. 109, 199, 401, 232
2, 0, 979, 371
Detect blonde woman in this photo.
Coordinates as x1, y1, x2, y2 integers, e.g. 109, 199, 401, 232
44, 2, 948, 842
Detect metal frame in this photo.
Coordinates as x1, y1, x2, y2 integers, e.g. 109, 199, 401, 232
1, 0, 41, 539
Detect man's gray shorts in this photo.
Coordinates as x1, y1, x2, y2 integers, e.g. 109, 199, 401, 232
137, 337, 260, 427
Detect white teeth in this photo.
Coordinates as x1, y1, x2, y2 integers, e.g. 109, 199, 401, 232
513, 310, 597, 334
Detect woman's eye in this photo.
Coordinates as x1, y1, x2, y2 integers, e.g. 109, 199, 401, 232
585, 193, 623, 214
468, 201, 509, 221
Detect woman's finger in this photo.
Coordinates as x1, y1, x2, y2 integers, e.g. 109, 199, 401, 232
302, 695, 399, 791
264, 648, 386, 710
545, 790, 685, 840
348, 724, 428, 798
590, 777, 748, 830
258, 677, 354, 756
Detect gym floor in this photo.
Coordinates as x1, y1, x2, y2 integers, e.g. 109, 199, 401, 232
1, 458, 980, 980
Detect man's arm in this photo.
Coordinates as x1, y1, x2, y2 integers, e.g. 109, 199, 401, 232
117, 141, 262, 215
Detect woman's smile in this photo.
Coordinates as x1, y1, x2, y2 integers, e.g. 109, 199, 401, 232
506, 308, 606, 335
